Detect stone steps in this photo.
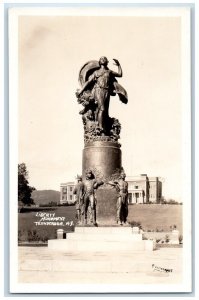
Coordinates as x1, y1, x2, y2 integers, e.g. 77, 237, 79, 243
66, 232, 142, 241
74, 226, 133, 234
48, 226, 155, 252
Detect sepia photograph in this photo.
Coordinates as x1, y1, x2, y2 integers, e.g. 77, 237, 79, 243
9, 5, 192, 294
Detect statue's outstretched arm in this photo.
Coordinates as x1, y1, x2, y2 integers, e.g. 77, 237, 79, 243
107, 181, 119, 187
94, 180, 104, 189
111, 59, 123, 78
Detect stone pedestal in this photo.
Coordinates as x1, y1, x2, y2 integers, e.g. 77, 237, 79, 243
82, 141, 121, 179
57, 229, 64, 239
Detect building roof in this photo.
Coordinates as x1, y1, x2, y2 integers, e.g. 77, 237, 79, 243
60, 182, 75, 186
130, 189, 143, 192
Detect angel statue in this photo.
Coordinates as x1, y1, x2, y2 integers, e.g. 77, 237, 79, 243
76, 57, 128, 142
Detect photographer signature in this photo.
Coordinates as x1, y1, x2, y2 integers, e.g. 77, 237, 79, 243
152, 264, 173, 273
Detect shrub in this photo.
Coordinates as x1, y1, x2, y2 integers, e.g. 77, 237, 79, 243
18, 230, 22, 242
48, 201, 58, 207
41, 234, 49, 242
27, 229, 40, 242
179, 234, 183, 244
58, 202, 75, 207
129, 220, 142, 229
156, 227, 164, 232
165, 234, 170, 243
18, 229, 28, 242
18, 227, 59, 243
161, 199, 180, 205
170, 224, 177, 231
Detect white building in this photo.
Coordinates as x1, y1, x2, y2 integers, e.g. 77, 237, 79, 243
60, 182, 75, 204
127, 174, 162, 204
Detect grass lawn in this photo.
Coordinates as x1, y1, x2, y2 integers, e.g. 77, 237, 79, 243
18, 204, 182, 242
128, 204, 182, 233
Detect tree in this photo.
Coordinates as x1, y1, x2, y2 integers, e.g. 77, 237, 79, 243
18, 163, 36, 206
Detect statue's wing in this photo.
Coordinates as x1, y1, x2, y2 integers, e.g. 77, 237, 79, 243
113, 82, 128, 104
79, 60, 100, 87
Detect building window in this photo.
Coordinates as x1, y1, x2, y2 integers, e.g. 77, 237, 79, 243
70, 195, 73, 200
63, 188, 67, 194
70, 187, 73, 192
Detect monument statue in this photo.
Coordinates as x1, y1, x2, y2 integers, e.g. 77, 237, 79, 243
75, 57, 128, 225
73, 175, 85, 225
76, 56, 128, 143
82, 170, 103, 226
108, 171, 128, 225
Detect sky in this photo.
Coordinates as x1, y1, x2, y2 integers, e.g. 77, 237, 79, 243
18, 13, 184, 200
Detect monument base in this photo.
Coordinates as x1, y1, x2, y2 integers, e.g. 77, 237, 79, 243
48, 226, 156, 252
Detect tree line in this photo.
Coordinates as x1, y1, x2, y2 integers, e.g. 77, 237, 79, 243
18, 163, 35, 206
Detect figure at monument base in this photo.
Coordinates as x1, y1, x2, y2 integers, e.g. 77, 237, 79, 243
73, 175, 84, 225
82, 170, 103, 225
107, 172, 129, 225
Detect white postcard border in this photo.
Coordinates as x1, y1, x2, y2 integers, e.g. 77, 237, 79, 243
9, 5, 192, 294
